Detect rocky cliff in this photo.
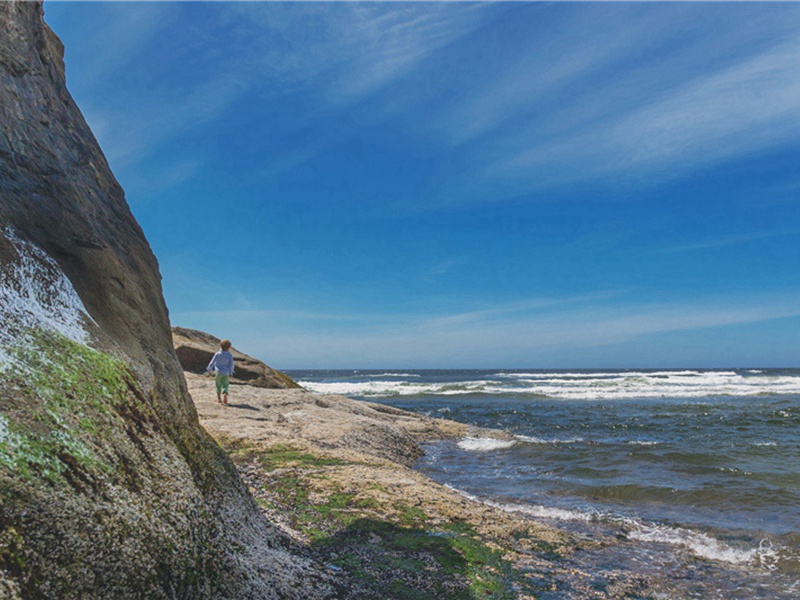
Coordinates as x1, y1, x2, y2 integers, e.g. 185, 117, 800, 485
0, 2, 337, 597
172, 327, 302, 389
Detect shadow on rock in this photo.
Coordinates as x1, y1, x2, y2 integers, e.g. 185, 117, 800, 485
311, 518, 522, 599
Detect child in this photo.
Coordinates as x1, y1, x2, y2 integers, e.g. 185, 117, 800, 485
206, 339, 235, 404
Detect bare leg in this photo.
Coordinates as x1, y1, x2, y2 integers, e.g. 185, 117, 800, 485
217, 392, 222, 403
223, 393, 228, 405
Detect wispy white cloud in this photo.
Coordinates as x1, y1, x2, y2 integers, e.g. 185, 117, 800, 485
172, 308, 402, 324
92, 68, 251, 169
661, 228, 800, 254
328, 3, 487, 104
63, 3, 488, 178
433, 5, 800, 196
56, 3, 800, 198
496, 37, 800, 183
441, 6, 672, 146
175, 291, 800, 368
58, 3, 174, 91
119, 157, 202, 198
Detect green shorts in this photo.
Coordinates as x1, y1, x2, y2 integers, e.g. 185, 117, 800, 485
215, 374, 230, 394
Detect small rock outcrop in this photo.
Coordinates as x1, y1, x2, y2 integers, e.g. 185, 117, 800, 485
172, 326, 302, 389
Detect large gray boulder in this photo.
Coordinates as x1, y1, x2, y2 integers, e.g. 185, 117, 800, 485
0, 2, 338, 597
172, 326, 302, 389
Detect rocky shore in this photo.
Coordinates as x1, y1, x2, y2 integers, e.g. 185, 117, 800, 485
186, 373, 651, 598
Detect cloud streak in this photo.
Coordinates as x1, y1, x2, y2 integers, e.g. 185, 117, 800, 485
177, 292, 800, 368
434, 5, 800, 197
497, 37, 800, 183
63, 3, 488, 176
661, 228, 800, 254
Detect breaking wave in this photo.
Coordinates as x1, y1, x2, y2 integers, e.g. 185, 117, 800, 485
456, 437, 516, 451
299, 369, 800, 400
446, 484, 784, 569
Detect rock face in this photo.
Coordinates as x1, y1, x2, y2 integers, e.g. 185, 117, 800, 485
172, 327, 302, 389
0, 2, 336, 597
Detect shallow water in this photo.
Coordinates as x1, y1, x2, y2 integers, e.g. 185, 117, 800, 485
291, 369, 800, 597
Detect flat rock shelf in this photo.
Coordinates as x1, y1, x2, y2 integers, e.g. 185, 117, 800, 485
186, 372, 653, 599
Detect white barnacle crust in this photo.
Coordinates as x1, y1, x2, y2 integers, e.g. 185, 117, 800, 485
0, 415, 9, 445
0, 227, 95, 367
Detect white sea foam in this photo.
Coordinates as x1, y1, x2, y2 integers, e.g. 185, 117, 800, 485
448, 480, 778, 568
627, 440, 662, 446
625, 521, 776, 567
363, 372, 422, 378
515, 434, 584, 445
443, 485, 596, 522
299, 379, 498, 398
488, 500, 597, 522
457, 437, 516, 451
301, 369, 800, 400
513, 434, 548, 444
496, 370, 714, 380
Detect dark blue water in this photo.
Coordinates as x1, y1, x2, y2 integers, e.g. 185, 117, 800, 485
289, 369, 800, 597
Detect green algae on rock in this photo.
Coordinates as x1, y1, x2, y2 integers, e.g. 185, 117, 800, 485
0, 329, 144, 484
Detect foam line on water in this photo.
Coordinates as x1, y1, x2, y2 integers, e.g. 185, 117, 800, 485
299, 370, 800, 400
515, 434, 585, 445
443, 485, 598, 523
457, 437, 516, 451
625, 521, 780, 569
443, 484, 782, 569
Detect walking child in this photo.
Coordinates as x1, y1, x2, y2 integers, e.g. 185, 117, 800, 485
206, 339, 235, 404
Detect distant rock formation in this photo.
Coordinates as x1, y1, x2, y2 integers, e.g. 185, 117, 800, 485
0, 2, 336, 597
172, 326, 302, 389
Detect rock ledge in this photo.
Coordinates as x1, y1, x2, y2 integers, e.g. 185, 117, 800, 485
172, 326, 301, 389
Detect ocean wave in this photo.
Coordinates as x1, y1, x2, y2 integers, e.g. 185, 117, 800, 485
297, 379, 495, 398
443, 485, 598, 522
627, 440, 662, 446
299, 370, 800, 400
362, 372, 422, 378
515, 434, 585, 445
625, 521, 779, 568
446, 483, 782, 569
457, 437, 516, 451
486, 500, 598, 522
495, 370, 718, 380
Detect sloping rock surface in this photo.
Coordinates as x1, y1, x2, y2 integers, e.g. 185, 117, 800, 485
0, 2, 337, 597
172, 326, 302, 389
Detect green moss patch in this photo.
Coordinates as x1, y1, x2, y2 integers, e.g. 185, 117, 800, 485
239, 445, 539, 598
0, 329, 148, 487
257, 445, 347, 471
318, 519, 530, 599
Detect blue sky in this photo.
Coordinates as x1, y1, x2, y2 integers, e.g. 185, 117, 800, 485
45, 2, 800, 369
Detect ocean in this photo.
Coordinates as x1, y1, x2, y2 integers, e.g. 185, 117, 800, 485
287, 369, 800, 599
